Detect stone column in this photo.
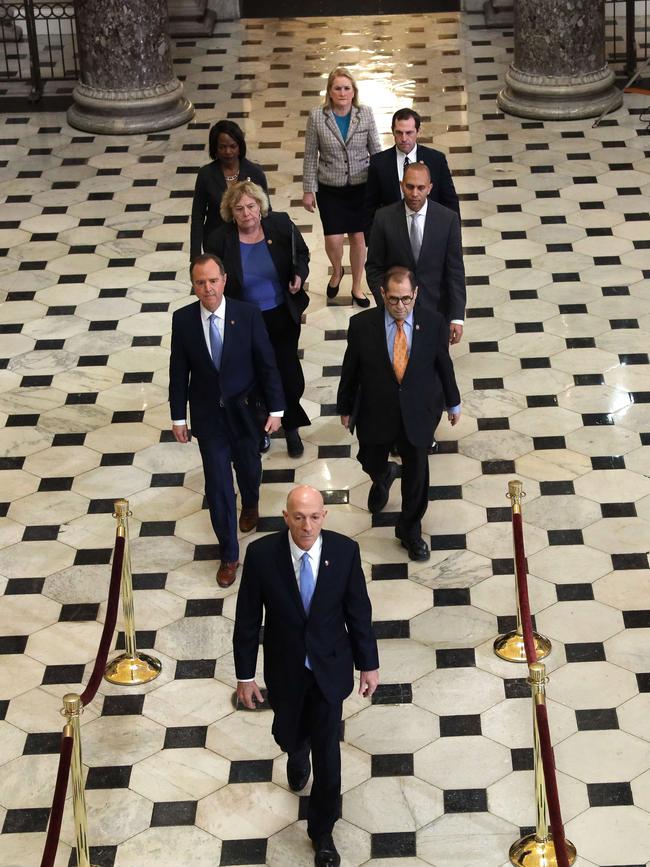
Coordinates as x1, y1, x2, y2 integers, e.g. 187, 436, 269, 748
68, 0, 194, 135
497, 0, 622, 120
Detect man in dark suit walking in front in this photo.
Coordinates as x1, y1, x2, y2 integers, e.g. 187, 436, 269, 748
366, 161, 466, 346
234, 485, 379, 867
337, 266, 461, 562
169, 254, 285, 588
365, 107, 460, 233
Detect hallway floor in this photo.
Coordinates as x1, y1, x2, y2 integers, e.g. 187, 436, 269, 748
1, 11, 650, 867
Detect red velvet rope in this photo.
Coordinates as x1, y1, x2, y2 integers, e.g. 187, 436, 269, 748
511, 511, 570, 867
512, 512, 537, 665
536, 704, 570, 867
80, 534, 125, 706
39, 733, 73, 867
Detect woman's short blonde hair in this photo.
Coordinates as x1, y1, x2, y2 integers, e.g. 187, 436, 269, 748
322, 66, 359, 109
220, 180, 270, 223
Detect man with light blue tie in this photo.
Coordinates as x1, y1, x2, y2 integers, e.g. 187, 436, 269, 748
234, 485, 379, 867
169, 254, 285, 588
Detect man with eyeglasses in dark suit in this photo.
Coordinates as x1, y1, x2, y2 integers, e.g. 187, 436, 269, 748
337, 266, 461, 562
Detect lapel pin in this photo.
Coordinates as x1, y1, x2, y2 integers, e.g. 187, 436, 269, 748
230, 320, 235, 325
267, 239, 272, 244
415, 324, 420, 330
324, 560, 329, 567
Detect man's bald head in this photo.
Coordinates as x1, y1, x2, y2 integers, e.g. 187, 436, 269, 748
284, 485, 327, 551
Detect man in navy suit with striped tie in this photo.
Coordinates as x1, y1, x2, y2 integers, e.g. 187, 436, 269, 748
169, 254, 285, 588
234, 485, 379, 867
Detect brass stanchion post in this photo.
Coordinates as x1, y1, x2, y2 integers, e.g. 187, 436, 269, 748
104, 498, 162, 685
61, 694, 99, 867
494, 480, 552, 663
509, 663, 577, 867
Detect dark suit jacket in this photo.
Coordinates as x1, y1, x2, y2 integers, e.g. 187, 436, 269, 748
365, 144, 460, 233
169, 297, 285, 439
233, 529, 379, 708
190, 157, 269, 260
337, 306, 460, 448
204, 212, 310, 325
366, 199, 466, 322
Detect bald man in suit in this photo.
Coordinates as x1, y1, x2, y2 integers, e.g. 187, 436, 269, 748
234, 485, 379, 867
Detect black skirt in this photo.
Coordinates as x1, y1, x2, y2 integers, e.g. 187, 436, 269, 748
316, 182, 366, 235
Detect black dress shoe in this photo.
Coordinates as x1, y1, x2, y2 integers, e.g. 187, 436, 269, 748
427, 438, 439, 455
259, 434, 271, 453
367, 461, 399, 514
287, 751, 311, 792
398, 535, 430, 562
285, 428, 304, 458
326, 266, 344, 299
351, 293, 370, 308
312, 834, 340, 867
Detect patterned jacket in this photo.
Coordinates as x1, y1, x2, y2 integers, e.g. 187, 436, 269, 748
303, 104, 381, 191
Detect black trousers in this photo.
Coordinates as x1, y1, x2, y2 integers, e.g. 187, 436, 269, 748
197, 412, 261, 563
358, 423, 429, 541
262, 304, 310, 431
270, 670, 342, 839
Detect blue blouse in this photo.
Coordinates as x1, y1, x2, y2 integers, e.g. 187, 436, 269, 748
334, 111, 351, 141
239, 240, 284, 311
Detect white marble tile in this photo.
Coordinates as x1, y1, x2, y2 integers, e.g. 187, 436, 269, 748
114, 826, 221, 867
343, 776, 443, 833
196, 782, 297, 839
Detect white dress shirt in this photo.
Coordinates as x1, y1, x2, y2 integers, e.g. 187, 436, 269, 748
397, 145, 418, 188
288, 532, 323, 589
238, 532, 323, 682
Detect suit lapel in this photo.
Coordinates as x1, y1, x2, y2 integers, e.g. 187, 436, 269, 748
345, 106, 361, 144
372, 307, 398, 383
307, 531, 332, 616
389, 146, 402, 200
324, 109, 345, 146
419, 205, 435, 264
278, 531, 308, 621
192, 301, 215, 369
402, 310, 422, 383
397, 203, 416, 268
224, 228, 244, 297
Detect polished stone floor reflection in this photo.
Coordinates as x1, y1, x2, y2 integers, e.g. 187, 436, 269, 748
1, 10, 650, 867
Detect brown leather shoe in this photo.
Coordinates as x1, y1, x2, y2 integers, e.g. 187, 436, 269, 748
239, 506, 259, 533
216, 560, 238, 588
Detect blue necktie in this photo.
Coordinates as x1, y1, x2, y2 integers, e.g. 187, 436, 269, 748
300, 552, 316, 669
209, 313, 223, 369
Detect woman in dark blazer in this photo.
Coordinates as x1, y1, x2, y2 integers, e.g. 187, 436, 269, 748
205, 181, 310, 457
190, 119, 269, 260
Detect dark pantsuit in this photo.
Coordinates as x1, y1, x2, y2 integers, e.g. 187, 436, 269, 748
358, 423, 429, 542
197, 414, 261, 563
272, 669, 342, 839
262, 304, 309, 431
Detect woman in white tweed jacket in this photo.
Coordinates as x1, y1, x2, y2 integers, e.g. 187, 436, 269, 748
302, 67, 381, 307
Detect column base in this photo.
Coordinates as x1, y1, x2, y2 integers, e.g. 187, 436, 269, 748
67, 78, 194, 135
498, 64, 623, 120
168, 0, 217, 35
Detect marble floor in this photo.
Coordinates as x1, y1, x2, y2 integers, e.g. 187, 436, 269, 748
1, 10, 650, 867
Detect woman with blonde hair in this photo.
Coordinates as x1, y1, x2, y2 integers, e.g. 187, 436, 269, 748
205, 181, 311, 458
302, 66, 380, 307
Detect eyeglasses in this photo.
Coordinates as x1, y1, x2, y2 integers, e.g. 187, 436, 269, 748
385, 295, 414, 306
